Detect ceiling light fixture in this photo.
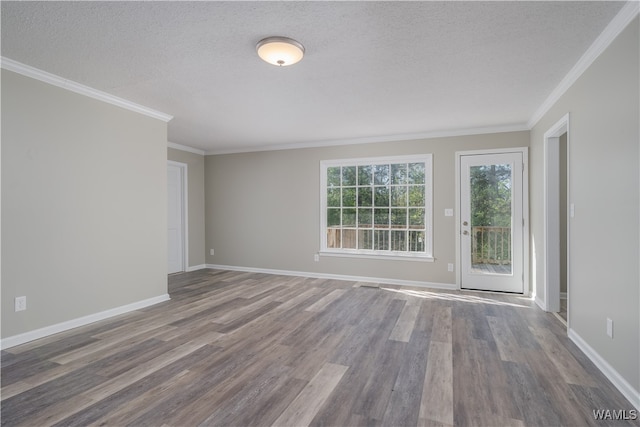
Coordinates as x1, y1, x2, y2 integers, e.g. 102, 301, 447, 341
256, 36, 305, 67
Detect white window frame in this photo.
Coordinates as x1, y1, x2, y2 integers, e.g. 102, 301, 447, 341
320, 154, 433, 262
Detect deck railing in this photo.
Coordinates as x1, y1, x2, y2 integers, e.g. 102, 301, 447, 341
472, 226, 511, 265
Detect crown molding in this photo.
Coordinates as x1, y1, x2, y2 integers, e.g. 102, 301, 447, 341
528, 1, 639, 129
168, 142, 206, 156
1, 57, 173, 123
205, 123, 530, 155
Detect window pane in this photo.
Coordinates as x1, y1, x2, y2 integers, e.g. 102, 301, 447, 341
327, 228, 341, 248
342, 187, 356, 207
358, 187, 372, 207
327, 188, 341, 207
374, 164, 389, 185
374, 187, 389, 206
328, 167, 341, 186
409, 208, 425, 229
408, 185, 424, 207
391, 186, 407, 207
358, 209, 372, 227
322, 156, 431, 258
391, 230, 407, 251
391, 163, 407, 185
358, 230, 373, 250
342, 166, 357, 186
328, 209, 341, 226
374, 208, 389, 226
342, 208, 356, 226
408, 163, 425, 184
408, 231, 425, 252
374, 230, 389, 250
343, 229, 357, 249
391, 209, 407, 228
358, 165, 373, 186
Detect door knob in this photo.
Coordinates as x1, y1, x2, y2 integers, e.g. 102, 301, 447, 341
463, 221, 468, 226
462, 230, 469, 235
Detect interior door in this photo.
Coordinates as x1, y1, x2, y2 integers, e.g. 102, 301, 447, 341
460, 152, 524, 293
167, 163, 184, 274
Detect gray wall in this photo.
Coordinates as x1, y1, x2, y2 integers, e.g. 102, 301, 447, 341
530, 17, 639, 392
1, 70, 168, 339
205, 131, 529, 285
167, 148, 206, 269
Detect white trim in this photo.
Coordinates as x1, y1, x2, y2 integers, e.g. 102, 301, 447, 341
522, 149, 530, 298
206, 123, 529, 155
168, 142, 206, 156
205, 264, 456, 291
168, 161, 189, 273
568, 328, 640, 411
186, 264, 207, 272
1, 57, 173, 122
528, 2, 639, 129
319, 251, 434, 262
0, 294, 170, 350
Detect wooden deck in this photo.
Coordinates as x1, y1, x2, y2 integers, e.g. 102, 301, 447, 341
1, 269, 635, 426
471, 262, 512, 275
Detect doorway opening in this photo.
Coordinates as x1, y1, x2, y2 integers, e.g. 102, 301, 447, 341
543, 114, 570, 327
168, 161, 188, 274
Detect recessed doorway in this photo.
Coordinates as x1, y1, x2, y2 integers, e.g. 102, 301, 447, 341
543, 114, 570, 326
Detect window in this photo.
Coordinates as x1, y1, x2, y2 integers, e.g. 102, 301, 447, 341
320, 154, 433, 260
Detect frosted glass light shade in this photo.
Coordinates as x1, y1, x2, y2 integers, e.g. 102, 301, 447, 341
256, 37, 305, 66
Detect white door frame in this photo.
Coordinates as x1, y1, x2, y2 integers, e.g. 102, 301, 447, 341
455, 147, 529, 294
168, 161, 188, 273
542, 114, 570, 317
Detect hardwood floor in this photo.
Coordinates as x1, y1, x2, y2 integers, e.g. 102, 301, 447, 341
1, 269, 636, 426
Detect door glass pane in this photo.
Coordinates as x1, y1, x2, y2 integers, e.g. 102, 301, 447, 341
469, 164, 512, 275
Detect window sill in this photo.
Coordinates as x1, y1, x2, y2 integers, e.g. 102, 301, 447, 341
319, 251, 434, 262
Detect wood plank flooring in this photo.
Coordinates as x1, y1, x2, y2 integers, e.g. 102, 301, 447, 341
1, 269, 636, 426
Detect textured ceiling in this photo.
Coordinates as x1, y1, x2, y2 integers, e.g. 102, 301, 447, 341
1, 1, 626, 153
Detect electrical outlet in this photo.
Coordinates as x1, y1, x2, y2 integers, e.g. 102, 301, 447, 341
444, 209, 454, 217
314, 254, 320, 262
210, 249, 215, 256
447, 263, 454, 272
15, 296, 26, 312
606, 318, 613, 338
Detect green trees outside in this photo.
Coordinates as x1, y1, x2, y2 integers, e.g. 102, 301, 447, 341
326, 162, 426, 252
470, 164, 511, 227
470, 164, 512, 264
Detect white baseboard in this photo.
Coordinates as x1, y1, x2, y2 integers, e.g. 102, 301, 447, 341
535, 296, 547, 311
205, 264, 456, 291
186, 264, 207, 272
1, 294, 171, 350
568, 328, 640, 411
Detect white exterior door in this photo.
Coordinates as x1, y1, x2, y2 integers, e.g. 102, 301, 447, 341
460, 152, 524, 293
167, 163, 184, 274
